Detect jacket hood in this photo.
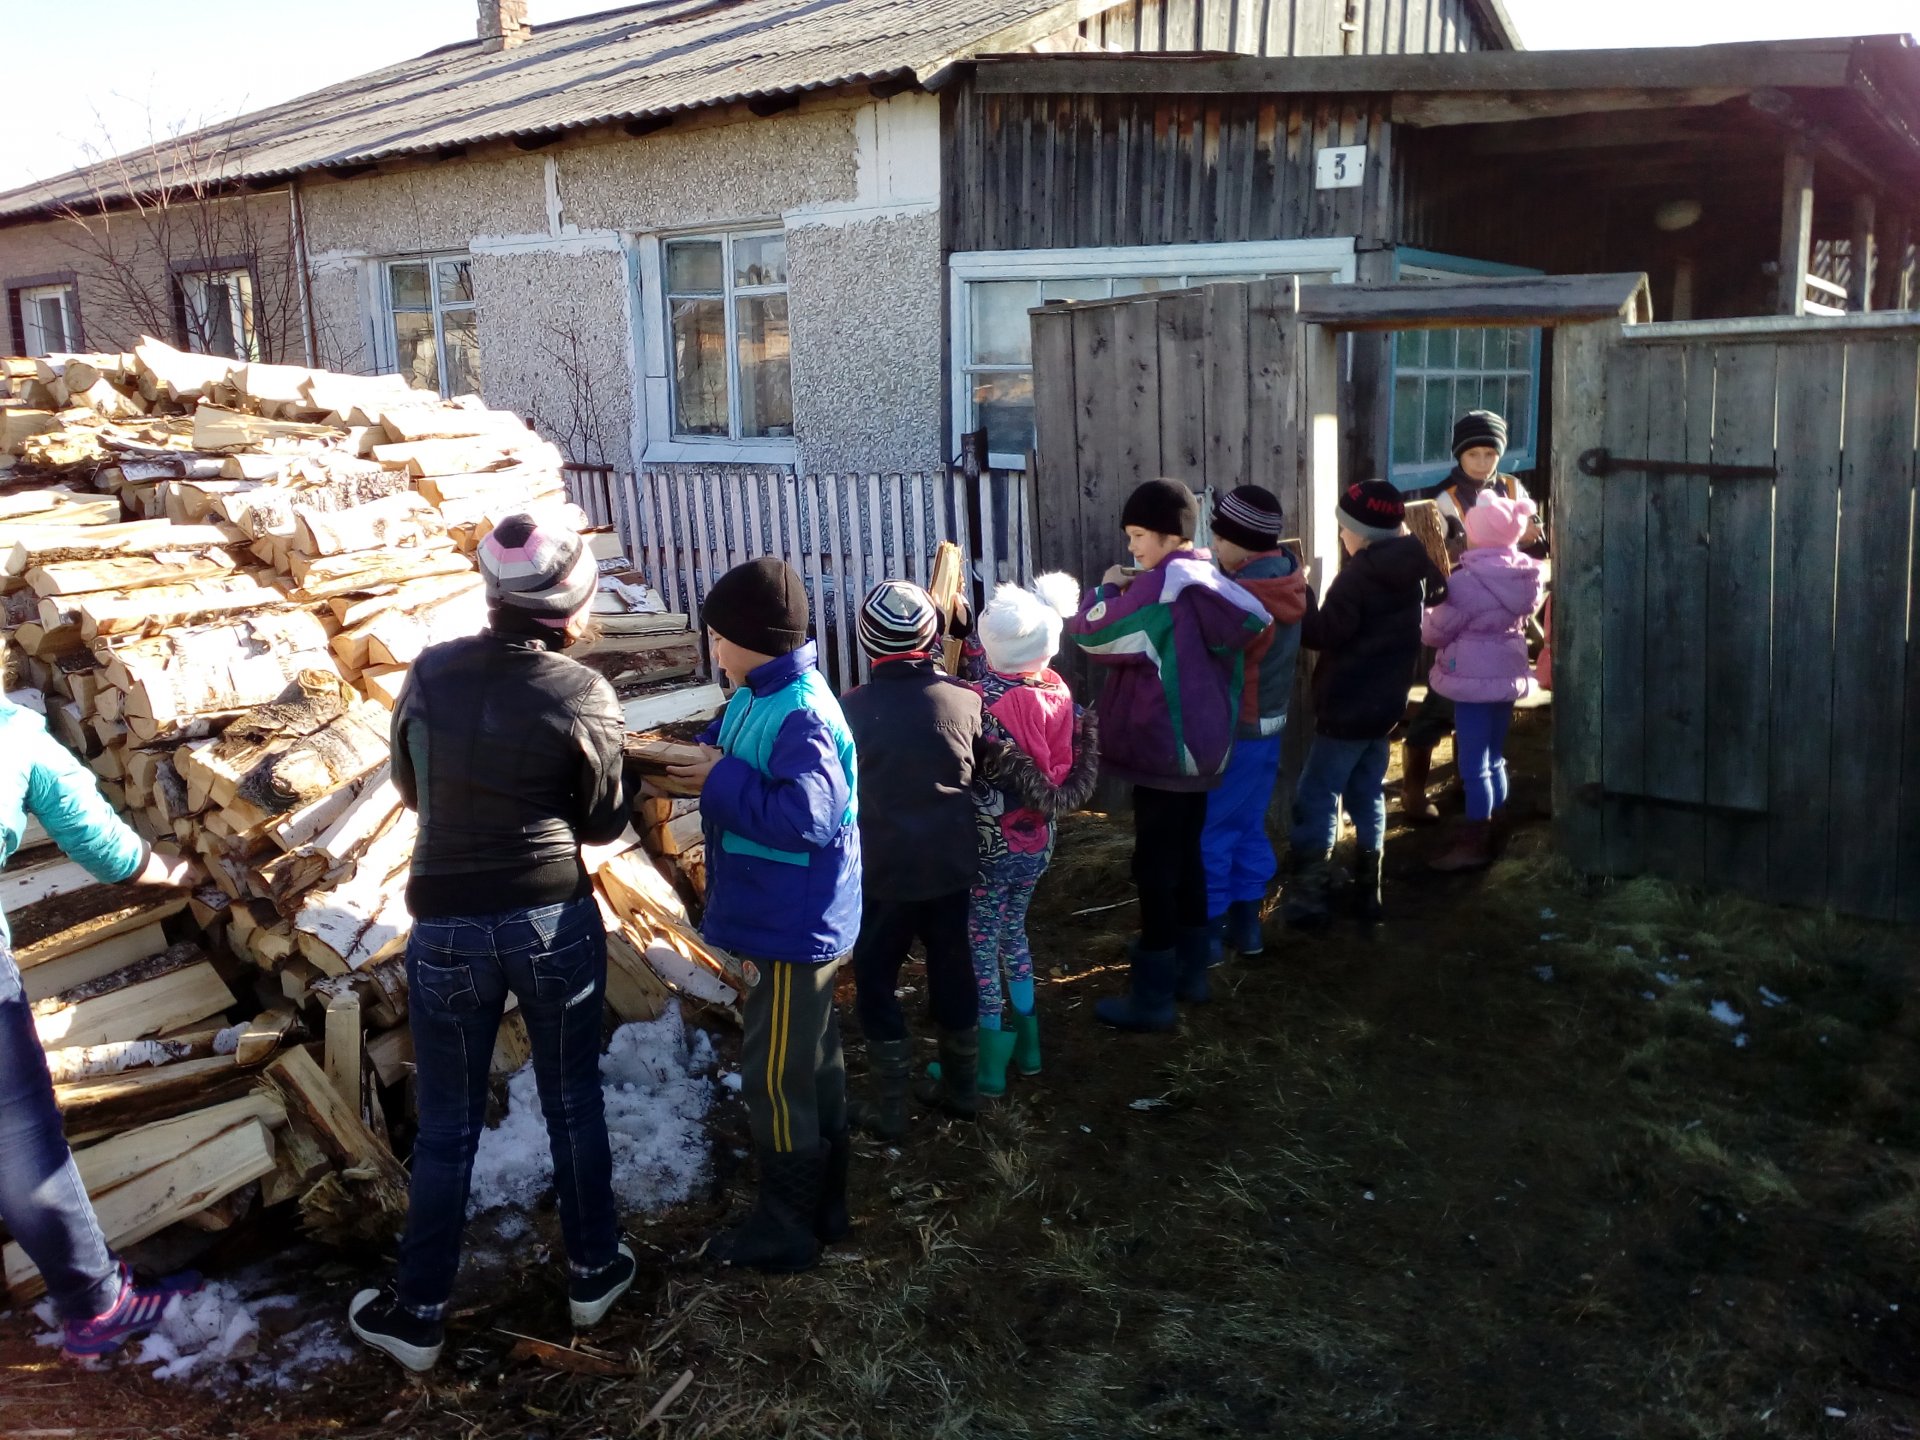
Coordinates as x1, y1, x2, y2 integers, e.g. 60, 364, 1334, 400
1457, 548, 1545, 614
745, 640, 818, 695
1230, 551, 1308, 625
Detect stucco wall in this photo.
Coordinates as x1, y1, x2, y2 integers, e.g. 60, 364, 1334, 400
560, 106, 859, 232
0, 194, 298, 360
469, 247, 634, 470
786, 209, 944, 474
300, 153, 548, 256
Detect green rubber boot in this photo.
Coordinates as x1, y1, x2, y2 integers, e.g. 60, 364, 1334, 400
1010, 1011, 1042, 1078
976, 1027, 1017, 1098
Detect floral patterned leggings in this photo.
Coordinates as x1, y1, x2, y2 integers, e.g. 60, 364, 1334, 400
968, 846, 1052, 1027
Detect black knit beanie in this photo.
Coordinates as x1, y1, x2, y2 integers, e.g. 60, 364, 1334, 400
702, 557, 809, 656
1210, 485, 1284, 551
1451, 409, 1508, 459
1336, 479, 1406, 542
1121, 478, 1199, 540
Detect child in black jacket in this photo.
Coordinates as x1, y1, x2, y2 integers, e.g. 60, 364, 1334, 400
1285, 480, 1445, 928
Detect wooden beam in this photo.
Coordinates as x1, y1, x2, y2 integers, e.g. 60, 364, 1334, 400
1392, 88, 1749, 129
1777, 141, 1816, 316
1873, 210, 1912, 311
1852, 192, 1878, 312
1295, 273, 1651, 331
969, 40, 1859, 98
745, 93, 801, 118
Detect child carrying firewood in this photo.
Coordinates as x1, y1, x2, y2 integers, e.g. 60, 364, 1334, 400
953, 573, 1099, 1092
667, 558, 861, 1276
1066, 478, 1270, 1032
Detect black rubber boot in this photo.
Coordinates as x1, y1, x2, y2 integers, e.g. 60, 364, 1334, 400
1281, 848, 1333, 929
1174, 925, 1214, 1004
849, 1037, 912, 1142
816, 1129, 851, 1244
708, 1147, 822, 1274
1355, 848, 1385, 924
1095, 943, 1178, 1032
919, 1027, 981, 1119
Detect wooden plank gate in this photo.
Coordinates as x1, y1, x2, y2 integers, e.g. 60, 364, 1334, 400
1553, 314, 1920, 922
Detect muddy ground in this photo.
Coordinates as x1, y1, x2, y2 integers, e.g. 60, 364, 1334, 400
5, 707, 1920, 1439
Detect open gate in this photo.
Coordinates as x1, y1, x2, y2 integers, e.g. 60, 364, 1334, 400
1553, 315, 1920, 921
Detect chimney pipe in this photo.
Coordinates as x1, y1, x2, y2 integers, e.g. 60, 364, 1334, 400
478, 0, 530, 51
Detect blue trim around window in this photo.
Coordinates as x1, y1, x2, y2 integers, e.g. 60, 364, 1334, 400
1387, 249, 1545, 492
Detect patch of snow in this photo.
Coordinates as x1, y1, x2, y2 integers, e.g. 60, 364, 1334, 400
1654, 971, 1680, 987
1733, 1034, 1749, 1049
1129, 1097, 1169, 1111
1533, 965, 1555, 982
469, 1004, 714, 1218
1362, 1190, 1375, 1201
1538, 908, 1556, 920
1758, 986, 1788, 1008
1616, 945, 1636, 956
1707, 1000, 1745, 1028
1641, 991, 1656, 1001
1826, 1407, 1847, 1419
1539, 932, 1565, 942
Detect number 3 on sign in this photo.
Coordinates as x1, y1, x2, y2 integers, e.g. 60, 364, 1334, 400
1315, 144, 1367, 190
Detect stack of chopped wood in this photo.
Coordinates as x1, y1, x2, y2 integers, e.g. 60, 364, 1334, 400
1, 339, 733, 1282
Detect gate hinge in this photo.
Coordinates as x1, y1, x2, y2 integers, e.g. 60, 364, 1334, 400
1577, 448, 1776, 481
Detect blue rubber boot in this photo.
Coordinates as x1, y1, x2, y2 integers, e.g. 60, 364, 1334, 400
1225, 899, 1266, 956
1095, 943, 1178, 1032
1205, 913, 1228, 967
1174, 926, 1214, 1004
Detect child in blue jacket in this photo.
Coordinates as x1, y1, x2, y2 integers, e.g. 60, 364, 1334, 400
669, 558, 860, 1274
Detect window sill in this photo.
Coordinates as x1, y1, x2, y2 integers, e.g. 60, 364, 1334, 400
642, 438, 798, 467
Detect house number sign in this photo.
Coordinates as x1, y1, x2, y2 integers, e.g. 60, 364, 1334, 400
1315, 145, 1367, 189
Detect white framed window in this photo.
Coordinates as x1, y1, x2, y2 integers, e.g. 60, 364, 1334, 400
17, 284, 75, 357
663, 230, 793, 443
181, 267, 256, 361
382, 256, 480, 398
1388, 254, 1542, 490
950, 240, 1359, 469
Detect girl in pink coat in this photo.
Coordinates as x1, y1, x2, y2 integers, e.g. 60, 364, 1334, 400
1422, 492, 1547, 871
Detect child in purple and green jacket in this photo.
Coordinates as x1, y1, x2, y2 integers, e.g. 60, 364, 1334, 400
1065, 478, 1270, 1033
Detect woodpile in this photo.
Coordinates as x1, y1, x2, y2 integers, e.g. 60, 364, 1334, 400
1, 340, 731, 1285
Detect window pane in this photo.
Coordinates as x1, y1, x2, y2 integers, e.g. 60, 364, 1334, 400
394, 309, 439, 393
667, 240, 724, 295
203, 281, 238, 359
1423, 378, 1454, 463
436, 258, 474, 305
970, 281, 1038, 366
1428, 328, 1457, 370
442, 309, 482, 398
35, 297, 67, 355
1455, 375, 1481, 414
1392, 375, 1424, 466
1455, 328, 1483, 369
1507, 379, 1532, 451
1507, 329, 1530, 367
671, 297, 728, 436
1040, 278, 1107, 302
733, 233, 787, 288
1396, 329, 1425, 366
1110, 276, 1153, 296
971, 372, 1035, 458
735, 294, 794, 439
389, 263, 431, 310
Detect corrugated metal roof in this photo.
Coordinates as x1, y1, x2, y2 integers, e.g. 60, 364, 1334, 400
0, 0, 1082, 222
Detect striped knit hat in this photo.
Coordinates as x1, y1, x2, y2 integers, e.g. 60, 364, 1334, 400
857, 579, 941, 659
478, 513, 597, 627
1209, 485, 1284, 551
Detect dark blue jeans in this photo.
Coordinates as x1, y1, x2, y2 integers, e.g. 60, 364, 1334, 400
0, 950, 119, 1323
1289, 735, 1392, 855
395, 896, 618, 1319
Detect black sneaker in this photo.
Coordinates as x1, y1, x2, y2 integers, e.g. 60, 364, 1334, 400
348, 1286, 444, 1373
568, 1242, 636, 1328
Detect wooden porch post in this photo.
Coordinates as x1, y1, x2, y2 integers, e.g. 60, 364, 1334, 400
1849, 192, 1877, 313
1873, 210, 1913, 312
1776, 141, 1815, 316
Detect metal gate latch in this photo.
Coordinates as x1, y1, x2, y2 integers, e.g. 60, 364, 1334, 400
1577, 448, 1776, 480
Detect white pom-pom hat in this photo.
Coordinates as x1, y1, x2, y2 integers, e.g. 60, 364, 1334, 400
978, 572, 1080, 674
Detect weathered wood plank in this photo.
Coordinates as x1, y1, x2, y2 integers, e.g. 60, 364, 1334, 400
1549, 321, 1616, 872
1073, 302, 1125, 590
1765, 340, 1846, 908
1296, 274, 1651, 331
1115, 299, 1163, 497
1156, 291, 1207, 489
1702, 341, 1779, 895
1638, 342, 1712, 885
1828, 337, 1918, 918
1031, 305, 1083, 585
1598, 341, 1650, 876
1204, 282, 1252, 504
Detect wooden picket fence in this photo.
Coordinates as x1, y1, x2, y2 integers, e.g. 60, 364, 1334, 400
563, 467, 1038, 693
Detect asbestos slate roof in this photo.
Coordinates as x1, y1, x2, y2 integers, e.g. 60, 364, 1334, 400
0, 0, 1070, 222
